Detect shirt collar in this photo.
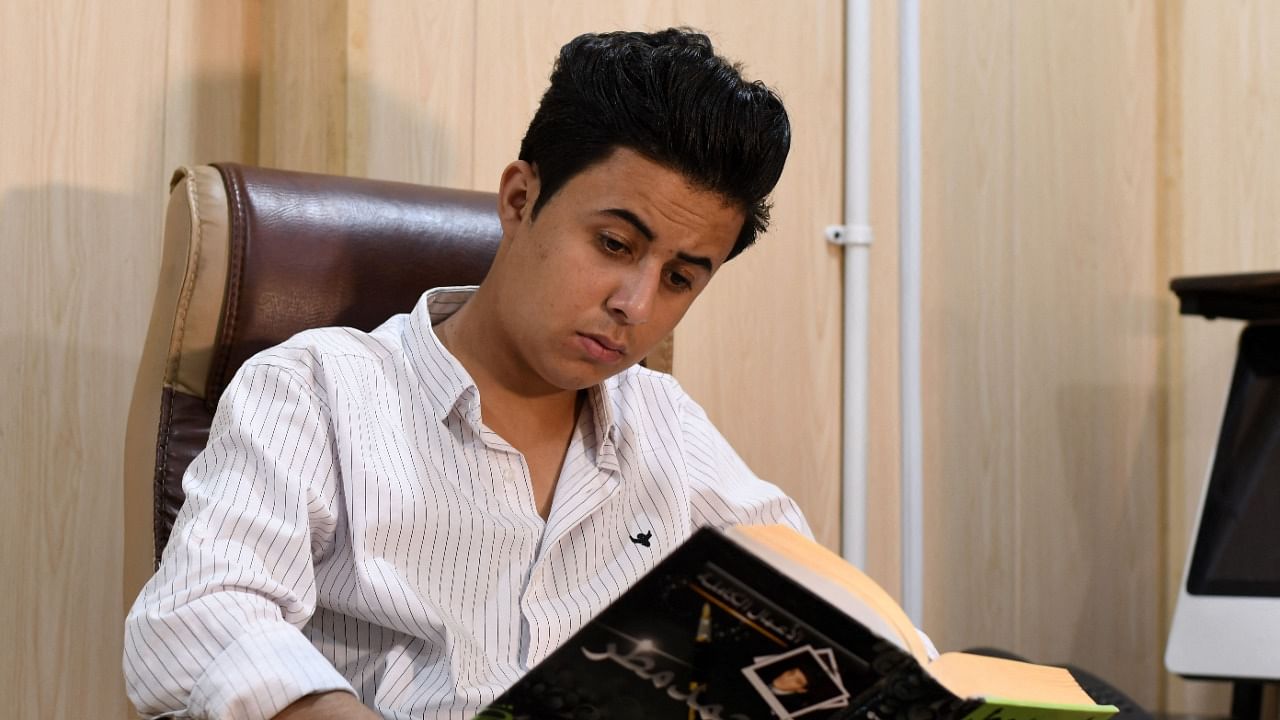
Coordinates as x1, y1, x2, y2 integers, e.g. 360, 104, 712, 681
404, 286, 621, 468
585, 380, 620, 473
404, 286, 483, 425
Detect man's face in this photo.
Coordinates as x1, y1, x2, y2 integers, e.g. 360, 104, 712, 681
489, 147, 743, 393
771, 668, 809, 694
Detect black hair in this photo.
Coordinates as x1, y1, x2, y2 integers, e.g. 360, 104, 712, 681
518, 28, 791, 261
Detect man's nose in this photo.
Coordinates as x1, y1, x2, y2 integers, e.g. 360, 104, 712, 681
607, 268, 660, 325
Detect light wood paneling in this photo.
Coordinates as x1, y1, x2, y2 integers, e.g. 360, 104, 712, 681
1154, 0, 1189, 708
920, 0, 1161, 706
1163, 0, 1280, 712
257, 0, 479, 185
160, 0, 262, 172
0, 2, 169, 716
259, 0, 350, 173
1010, 1, 1159, 702
866, 0, 903, 597
920, 0, 1018, 651
354, 1, 476, 187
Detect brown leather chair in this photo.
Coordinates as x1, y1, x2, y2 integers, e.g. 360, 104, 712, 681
125, 164, 502, 566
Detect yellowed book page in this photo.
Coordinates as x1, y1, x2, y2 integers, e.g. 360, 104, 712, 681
730, 524, 930, 662
928, 652, 1098, 707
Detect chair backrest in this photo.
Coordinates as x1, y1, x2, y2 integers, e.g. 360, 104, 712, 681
125, 163, 502, 566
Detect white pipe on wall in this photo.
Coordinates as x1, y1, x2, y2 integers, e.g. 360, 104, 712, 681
840, 0, 873, 570
899, 0, 925, 626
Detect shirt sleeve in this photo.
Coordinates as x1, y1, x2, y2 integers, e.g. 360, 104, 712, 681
676, 389, 814, 539
123, 359, 356, 719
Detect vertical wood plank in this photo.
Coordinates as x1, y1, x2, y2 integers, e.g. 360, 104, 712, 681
920, 1, 1163, 706
0, 1, 169, 716
259, 0, 349, 173
1010, 0, 1159, 703
161, 0, 262, 172
866, 0, 903, 595
919, 0, 1018, 649
353, 0, 476, 187
1155, 0, 1204, 712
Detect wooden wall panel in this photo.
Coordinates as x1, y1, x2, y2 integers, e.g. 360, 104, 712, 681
1010, 1, 1159, 702
160, 0, 262, 172
920, 0, 1161, 706
0, 2, 169, 716
919, 0, 1018, 651
353, 1, 476, 187
1163, 0, 1280, 712
259, 0, 350, 173
866, 0, 903, 596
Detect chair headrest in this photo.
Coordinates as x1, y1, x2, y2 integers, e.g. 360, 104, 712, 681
208, 162, 502, 406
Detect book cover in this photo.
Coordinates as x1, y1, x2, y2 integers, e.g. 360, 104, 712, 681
476, 528, 983, 720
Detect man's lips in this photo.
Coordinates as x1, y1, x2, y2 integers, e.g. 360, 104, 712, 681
577, 333, 627, 362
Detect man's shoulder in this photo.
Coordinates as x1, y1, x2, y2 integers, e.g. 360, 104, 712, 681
607, 365, 697, 421
247, 315, 409, 378
611, 363, 681, 396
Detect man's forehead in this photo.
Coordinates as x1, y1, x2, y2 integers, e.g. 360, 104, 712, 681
568, 151, 740, 223
565, 148, 737, 209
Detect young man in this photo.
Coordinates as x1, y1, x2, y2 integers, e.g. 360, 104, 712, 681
125, 28, 810, 720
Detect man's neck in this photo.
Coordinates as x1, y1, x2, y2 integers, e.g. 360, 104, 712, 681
435, 290, 585, 518
434, 289, 580, 433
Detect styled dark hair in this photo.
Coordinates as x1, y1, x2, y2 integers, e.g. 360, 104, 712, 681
519, 28, 791, 261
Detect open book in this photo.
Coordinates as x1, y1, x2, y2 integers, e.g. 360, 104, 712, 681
476, 525, 1118, 720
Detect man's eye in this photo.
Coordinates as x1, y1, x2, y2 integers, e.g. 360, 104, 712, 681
668, 271, 693, 291
601, 235, 628, 254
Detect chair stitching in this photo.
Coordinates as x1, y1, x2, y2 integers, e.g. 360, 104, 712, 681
153, 387, 175, 568
208, 164, 247, 409
167, 168, 203, 387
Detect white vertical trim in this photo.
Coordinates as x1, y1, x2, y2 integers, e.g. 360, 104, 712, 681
898, 0, 925, 626
841, 0, 873, 569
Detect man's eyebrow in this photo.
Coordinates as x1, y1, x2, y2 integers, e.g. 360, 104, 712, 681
600, 207, 715, 273
601, 208, 654, 240
676, 251, 713, 273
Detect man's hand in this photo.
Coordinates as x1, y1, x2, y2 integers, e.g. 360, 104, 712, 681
272, 691, 382, 719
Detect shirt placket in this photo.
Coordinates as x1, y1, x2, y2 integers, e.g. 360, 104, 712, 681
518, 421, 624, 665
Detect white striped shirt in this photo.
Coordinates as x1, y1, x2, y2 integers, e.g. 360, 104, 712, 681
124, 286, 811, 720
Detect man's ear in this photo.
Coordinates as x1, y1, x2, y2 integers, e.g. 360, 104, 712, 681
497, 160, 539, 233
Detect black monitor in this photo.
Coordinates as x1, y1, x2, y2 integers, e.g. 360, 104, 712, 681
1184, 323, 1280, 597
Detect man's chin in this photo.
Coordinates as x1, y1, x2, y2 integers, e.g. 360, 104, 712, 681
549, 359, 639, 391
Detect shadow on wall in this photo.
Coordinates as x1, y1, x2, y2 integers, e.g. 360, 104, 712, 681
1, 0, 470, 689
1053, 382, 1162, 709
0, 182, 160, 718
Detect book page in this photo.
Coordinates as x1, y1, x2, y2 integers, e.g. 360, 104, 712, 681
727, 525, 928, 661
928, 652, 1100, 708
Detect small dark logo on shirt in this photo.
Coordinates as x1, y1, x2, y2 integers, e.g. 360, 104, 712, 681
629, 531, 652, 548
